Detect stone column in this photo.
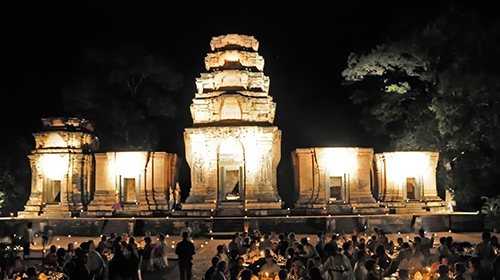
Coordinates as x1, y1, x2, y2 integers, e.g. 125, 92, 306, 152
87, 153, 115, 214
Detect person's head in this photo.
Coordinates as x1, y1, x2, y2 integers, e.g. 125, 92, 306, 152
296, 244, 304, 253
236, 256, 244, 267
182, 231, 189, 240
129, 236, 136, 244
365, 259, 377, 272
397, 237, 404, 246
308, 267, 322, 280
49, 245, 57, 253
418, 229, 425, 237
240, 269, 253, 280
145, 231, 151, 237
375, 244, 385, 256
26, 266, 37, 277
439, 236, 446, 245
159, 233, 165, 242
144, 236, 151, 244
56, 248, 66, 258
358, 242, 366, 251
455, 262, 467, 275
438, 264, 448, 275
439, 255, 449, 265
68, 243, 74, 251
250, 240, 257, 248
122, 232, 129, 240
317, 231, 324, 238
263, 234, 269, 240
413, 236, 421, 244
88, 240, 95, 250
313, 256, 322, 267
291, 256, 302, 268
211, 256, 220, 267
482, 231, 492, 242
265, 254, 274, 266
232, 233, 238, 241
371, 235, 377, 241
279, 233, 285, 241
217, 260, 227, 273
323, 243, 337, 257
491, 235, 498, 245
398, 269, 409, 279
446, 236, 453, 245
278, 269, 288, 280
79, 242, 89, 252
27, 222, 33, 229
217, 244, 224, 253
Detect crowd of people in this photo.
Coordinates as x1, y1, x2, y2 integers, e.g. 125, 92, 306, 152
201, 229, 500, 280
0, 230, 172, 280
1, 224, 500, 280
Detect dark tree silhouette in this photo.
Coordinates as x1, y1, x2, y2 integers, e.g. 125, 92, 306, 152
62, 44, 183, 151
342, 5, 500, 207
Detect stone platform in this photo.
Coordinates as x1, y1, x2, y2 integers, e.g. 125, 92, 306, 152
1, 212, 482, 238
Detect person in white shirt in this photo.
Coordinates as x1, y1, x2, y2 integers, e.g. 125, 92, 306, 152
260, 255, 281, 276
353, 251, 368, 280
158, 234, 169, 268
398, 249, 424, 275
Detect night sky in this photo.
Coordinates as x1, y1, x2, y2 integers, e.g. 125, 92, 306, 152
0, 1, 487, 200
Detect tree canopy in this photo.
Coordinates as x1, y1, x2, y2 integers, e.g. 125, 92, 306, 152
342, 6, 500, 207
62, 44, 183, 151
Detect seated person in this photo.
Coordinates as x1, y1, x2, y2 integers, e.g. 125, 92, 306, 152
398, 249, 424, 275
260, 255, 281, 276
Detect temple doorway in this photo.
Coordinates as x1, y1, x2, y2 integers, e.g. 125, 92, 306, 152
218, 139, 245, 203
326, 174, 349, 202
405, 176, 422, 200
44, 179, 61, 204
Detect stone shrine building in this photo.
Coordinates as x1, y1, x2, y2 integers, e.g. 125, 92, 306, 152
183, 34, 282, 215
19, 118, 180, 218
19, 118, 98, 218
292, 148, 385, 214
293, 148, 448, 214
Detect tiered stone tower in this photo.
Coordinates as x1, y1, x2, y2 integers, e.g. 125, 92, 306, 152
183, 34, 282, 216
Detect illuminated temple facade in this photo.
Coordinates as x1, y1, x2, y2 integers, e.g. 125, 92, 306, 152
19, 34, 449, 217
293, 148, 448, 213
19, 118, 180, 218
183, 34, 282, 215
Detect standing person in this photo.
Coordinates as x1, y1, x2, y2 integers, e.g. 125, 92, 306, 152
23, 222, 35, 258
86, 240, 106, 280
211, 261, 228, 280
181, 222, 193, 241
157, 234, 169, 269
475, 231, 495, 280
175, 231, 196, 280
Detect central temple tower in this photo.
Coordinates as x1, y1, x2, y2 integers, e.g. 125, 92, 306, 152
183, 34, 282, 216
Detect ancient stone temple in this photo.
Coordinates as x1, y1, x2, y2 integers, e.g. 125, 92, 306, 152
86, 151, 180, 216
19, 118, 98, 218
183, 34, 282, 216
19, 118, 180, 218
292, 148, 386, 214
374, 151, 448, 213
